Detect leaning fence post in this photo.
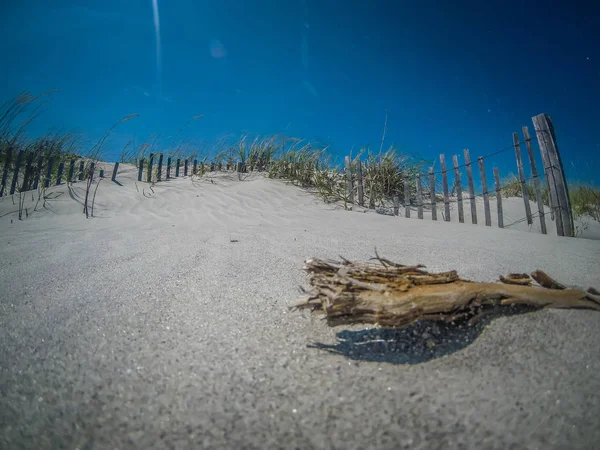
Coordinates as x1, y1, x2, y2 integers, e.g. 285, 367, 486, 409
452, 155, 464, 223
464, 149, 477, 224
478, 157, 491, 226
9, 150, 25, 195
416, 174, 423, 219
513, 132, 533, 225
404, 174, 410, 218
147, 153, 154, 183
56, 162, 64, 185
357, 160, 364, 207
44, 157, 54, 188
494, 167, 504, 228
345, 156, 354, 205
111, 162, 120, 182
522, 126, 547, 234
440, 154, 450, 221
1, 146, 13, 196
138, 158, 144, 182
429, 167, 437, 221
157, 155, 163, 181
532, 113, 573, 237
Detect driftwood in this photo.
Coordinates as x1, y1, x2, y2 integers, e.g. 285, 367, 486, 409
292, 254, 600, 328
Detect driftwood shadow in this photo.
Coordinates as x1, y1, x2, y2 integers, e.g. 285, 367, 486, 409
308, 304, 539, 365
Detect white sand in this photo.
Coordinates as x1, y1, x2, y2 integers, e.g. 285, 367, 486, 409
1, 162, 599, 449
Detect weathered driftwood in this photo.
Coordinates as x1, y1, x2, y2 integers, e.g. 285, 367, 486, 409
292, 255, 600, 328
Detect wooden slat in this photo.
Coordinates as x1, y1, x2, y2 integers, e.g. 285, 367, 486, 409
357, 160, 364, 206
78, 161, 85, 181
513, 132, 533, 224
345, 156, 354, 205
1, 146, 13, 196
416, 174, 423, 219
166, 157, 171, 179
494, 167, 504, 228
111, 162, 120, 181
464, 149, 477, 224
138, 158, 144, 181
193, 159, 198, 175
184, 159, 189, 176
429, 167, 437, 221
393, 195, 399, 216
452, 155, 464, 223
10, 150, 25, 195
68, 159, 75, 182
404, 175, 410, 218
522, 126, 547, 234
176, 159, 180, 177
21, 153, 34, 192
532, 114, 573, 236
478, 157, 491, 226
56, 162, 64, 185
147, 153, 154, 183
44, 157, 53, 188
440, 154, 450, 221
157, 155, 163, 181
33, 156, 43, 190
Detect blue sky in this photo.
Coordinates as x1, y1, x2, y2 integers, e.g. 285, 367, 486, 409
1, 0, 598, 184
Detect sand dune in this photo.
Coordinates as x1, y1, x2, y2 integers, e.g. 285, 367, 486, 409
1, 162, 599, 449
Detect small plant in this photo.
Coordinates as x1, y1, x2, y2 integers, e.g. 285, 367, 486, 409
570, 184, 600, 222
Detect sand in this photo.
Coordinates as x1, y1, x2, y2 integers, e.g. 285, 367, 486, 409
1, 163, 600, 449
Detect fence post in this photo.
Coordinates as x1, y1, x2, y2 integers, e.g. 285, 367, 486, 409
193, 159, 198, 175
176, 159, 181, 177
1, 146, 13, 196
429, 167, 437, 221
33, 156, 43, 190
345, 156, 354, 205
166, 157, 172, 179
9, 150, 25, 195
416, 174, 423, 219
478, 157, 491, 226
464, 149, 477, 224
184, 159, 189, 176
440, 154, 450, 221
138, 158, 144, 181
56, 162, 64, 185
404, 175, 410, 218
494, 167, 504, 228
393, 195, 399, 216
78, 161, 85, 181
111, 162, 120, 182
44, 157, 54, 188
522, 126, 547, 234
357, 160, 364, 207
513, 132, 533, 225
21, 153, 34, 192
532, 113, 573, 237
157, 155, 163, 181
68, 159, 75, 182
147, 153, 154, 183
452, 155, 464, 223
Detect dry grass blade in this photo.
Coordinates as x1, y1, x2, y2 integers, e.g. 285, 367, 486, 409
292, 255, 600, 328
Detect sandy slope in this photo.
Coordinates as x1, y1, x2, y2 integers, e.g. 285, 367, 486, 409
1, 163, 599, 449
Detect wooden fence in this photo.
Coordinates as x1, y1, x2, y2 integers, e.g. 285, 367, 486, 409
0, 113, 574, 236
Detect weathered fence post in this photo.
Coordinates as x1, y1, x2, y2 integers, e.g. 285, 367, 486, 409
33, 156, 43, 190
522, 126, 547, 234
494, 167, 504, 228
184, 159, 189, 176
429, 167, 437, 221
357, 160, 364, 207
464, 149, 477, 224
416, 174, 423, 219
478, 157, 491, 226
175, 159, 180, 177
44, 157, 54, 188
532, 113, 573, 237
393, 195, 399, 216
78, 161, 85, 181
147, 153, 154, 183
1, 146, 13, 196
166, 157, 172, 179
56, 162, 64, 185
157, 155, 163, 181
452, 155, 464, 223
345, 156, 354, 205
513, 132, 533, 225
138, 158, 144, 182
21, 153, 34, 192
440, 154, 450, 221
9, 150, 25, 195
236, 162, 244, 173
193, 159, 198, 175
111, 162, 120, 182
89, 162, 95, 182
404, 175, 410, 218
68, 159, 75, 182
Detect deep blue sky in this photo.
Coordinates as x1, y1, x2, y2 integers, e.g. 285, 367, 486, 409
1, 0, 598, 184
